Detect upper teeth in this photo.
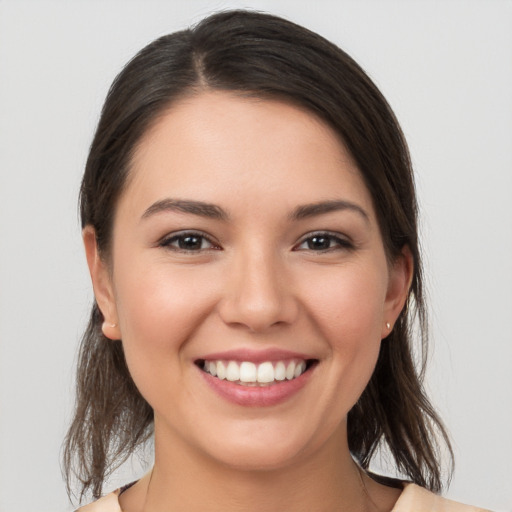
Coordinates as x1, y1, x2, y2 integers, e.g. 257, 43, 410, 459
203, 359, 307, 384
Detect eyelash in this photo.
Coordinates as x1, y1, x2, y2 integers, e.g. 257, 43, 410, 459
159, 231, 220, 253
294, 232, 354, 252
159, 231, 353, 254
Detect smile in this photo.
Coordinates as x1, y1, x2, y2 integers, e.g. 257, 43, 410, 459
200, 359, 309, 386
195, 350, 318, 406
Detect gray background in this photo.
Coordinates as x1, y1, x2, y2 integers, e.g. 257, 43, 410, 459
0, 1, 511, 511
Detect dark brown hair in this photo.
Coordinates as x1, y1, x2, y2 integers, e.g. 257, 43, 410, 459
64, 9, 453, 503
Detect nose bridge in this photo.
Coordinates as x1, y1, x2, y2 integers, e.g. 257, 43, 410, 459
220, 241, 296, 331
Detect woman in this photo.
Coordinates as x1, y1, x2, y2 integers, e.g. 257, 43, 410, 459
64, 10, 490, 512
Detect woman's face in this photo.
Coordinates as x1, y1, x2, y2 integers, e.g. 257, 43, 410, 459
86, 91, 410, 471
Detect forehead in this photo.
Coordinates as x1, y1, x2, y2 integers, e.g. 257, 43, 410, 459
123, 91, 374, 219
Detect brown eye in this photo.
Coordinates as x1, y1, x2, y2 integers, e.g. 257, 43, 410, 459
295, 232, 353, 252
306, 235, 332, 250
177, 234, 205, 250
160, 232, 218, 252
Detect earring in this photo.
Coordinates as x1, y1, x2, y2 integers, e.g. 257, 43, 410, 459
101, 321, 118, 338
386, 322, 391, 330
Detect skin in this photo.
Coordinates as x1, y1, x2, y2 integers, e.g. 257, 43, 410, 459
84, 91, 412, 511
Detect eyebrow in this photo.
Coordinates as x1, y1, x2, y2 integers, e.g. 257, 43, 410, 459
141, 198, 369, 224
141, 198, 229, 221
290, 200, 370, 223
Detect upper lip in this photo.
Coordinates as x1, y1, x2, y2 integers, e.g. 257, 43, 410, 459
196, 348, 316, 363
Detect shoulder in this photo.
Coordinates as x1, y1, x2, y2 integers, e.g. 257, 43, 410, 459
393, 483, 492, 512
75, 490, 121, 512
75, 482, 492, 512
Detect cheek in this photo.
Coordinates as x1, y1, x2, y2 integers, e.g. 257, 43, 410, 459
300, 263, 387, 400
116, 258, 216, 333
112, 259, 219, 389
303, 262, 388, 344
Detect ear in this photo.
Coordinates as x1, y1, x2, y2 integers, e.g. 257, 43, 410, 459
381, 245, 414, 339
83, 226, 121, 340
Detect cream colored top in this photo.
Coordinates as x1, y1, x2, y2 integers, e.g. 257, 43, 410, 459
78, 483, 491, 511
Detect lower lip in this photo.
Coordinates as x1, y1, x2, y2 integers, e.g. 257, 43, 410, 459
198, 365, 314, 407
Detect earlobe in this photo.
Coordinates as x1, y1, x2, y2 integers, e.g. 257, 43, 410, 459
83, 226, 121, 340
382, 245, 414, 339
101, 321, 120, 340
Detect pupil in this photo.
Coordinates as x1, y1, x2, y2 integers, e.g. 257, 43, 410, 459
179, 235, 202, 250
309, 236, 330, 250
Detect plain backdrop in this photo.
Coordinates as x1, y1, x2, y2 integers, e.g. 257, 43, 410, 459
0, 1, 511, 511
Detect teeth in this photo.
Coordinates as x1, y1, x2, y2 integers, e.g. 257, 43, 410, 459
257, 362, 274, 383
208, 361, 217, 377
201, 359, 309, 384
216, 361, 226, 380
294, 361, 306, 378
274, 361, 286, 381
226, 361, 240, 382
285, 361, 296, 380
239, 362, 257, 382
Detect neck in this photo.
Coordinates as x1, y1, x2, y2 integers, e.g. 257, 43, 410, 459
138, 422, 372, 512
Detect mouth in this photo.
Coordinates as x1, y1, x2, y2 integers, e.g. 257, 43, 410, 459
195, 358, 318, 387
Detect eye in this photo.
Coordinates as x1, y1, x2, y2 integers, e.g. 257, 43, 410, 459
159, 231, 219, 252
295, 232, 353, 252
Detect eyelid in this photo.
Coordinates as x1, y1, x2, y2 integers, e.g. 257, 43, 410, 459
158, 230, 221, 252
293, 231, 354, 251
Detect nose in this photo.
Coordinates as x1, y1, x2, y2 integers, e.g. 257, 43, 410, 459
218, 247, 299, 333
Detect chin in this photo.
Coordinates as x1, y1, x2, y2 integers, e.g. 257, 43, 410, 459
207, 441, 306, 472
194, 418, 333, 473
